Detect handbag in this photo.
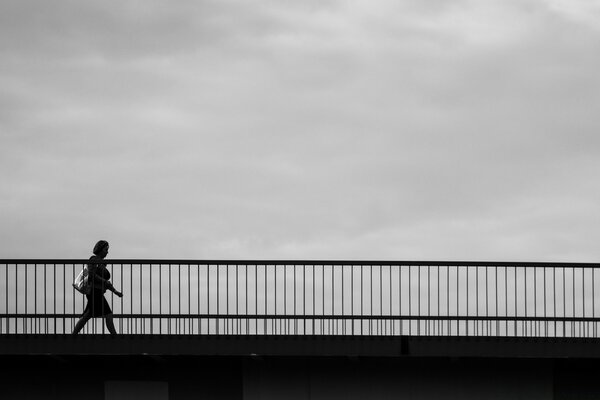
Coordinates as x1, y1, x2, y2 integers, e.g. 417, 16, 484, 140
73, 266, 91, 295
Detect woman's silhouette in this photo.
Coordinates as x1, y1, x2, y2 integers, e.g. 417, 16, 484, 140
72, 240, 123, 334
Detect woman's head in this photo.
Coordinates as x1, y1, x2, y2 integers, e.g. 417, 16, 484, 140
93, 240, 109, 256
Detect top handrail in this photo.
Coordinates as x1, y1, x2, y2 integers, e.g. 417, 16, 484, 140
0, 259, 599, 267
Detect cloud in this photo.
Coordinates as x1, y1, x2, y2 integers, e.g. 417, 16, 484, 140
1, 0, 599, 261
546, 0, 600, 29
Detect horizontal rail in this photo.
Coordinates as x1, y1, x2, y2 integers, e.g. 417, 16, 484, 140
4, 314, 600, 322
1, 259, 599, 267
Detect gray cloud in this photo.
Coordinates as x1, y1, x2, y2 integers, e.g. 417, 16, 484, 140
1, 0, 599, 261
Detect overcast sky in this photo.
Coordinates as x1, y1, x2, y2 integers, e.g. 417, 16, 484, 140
1, 0, 599, 261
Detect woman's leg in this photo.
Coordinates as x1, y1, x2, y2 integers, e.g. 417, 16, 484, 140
105, 314, 117, 335
72, 311, 92, 334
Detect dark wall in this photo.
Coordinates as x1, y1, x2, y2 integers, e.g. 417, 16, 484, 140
2, 354, 600, 400
0, 355, 242, 400
244, 357, 600, 400
553, 358, 600, 400
244, 357, 553, 400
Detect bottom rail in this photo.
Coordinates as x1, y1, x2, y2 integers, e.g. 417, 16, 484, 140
1, 314, 600, 337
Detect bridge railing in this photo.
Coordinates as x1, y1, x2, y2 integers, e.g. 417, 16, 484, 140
1, 260, 599, 337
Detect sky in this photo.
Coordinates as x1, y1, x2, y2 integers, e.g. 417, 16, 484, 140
1, 0, 599, 262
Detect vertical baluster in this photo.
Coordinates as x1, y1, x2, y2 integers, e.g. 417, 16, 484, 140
514, 267, 517, 337
543, 267, 547, 337
572, 267, 576, 337
593, 267, 596, 338
235, 264, 238, 335
283, 264, 287, 335
332, 264, 335, 335
312, 264, 317, 335
391, 265, 394, 336
293, 264, 297, 335
119, 264, 123, 334
6, 263, 9, 334
565, 267, 569, 337
408, 265, 412, 336
322, 265, 325, 335
139, 263, 144, 335
436, 265, 440, 336
245, 264, 248, 335
343, 265, 346, 335
476, 266, 479, 336
370, 265, 374, 336
446, 265, 450, 336
148, 263, 152, 334
303, 264, 306, 336
227, 264, 230, 335
360, 265, 364, 335
264, 264, 267, 335
196, 263, 203, 335
254, 264, 257, 335
168, 263, 172, 335
486, 266, 490, 336
495, 266, 498, 336
130, 263, 133, 334
215, 264, 221, 335
43, 263, 47, 334
504, 267, 508, 337
24, 263, 28, 334
579, 268, 587, 336
456, 266, 460, 336
208, 264, 211, 334
534, 267, 537, 337
399, 265, 402, 336
466, 266, 469, 337
178, 264, 182, 335
553, 266, 557, 338
426, 265, 430, 336
188, 264, 191, 335
14, 263, 19, 334
418, 265, 421, 336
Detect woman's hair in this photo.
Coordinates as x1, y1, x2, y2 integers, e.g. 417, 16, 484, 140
93, 240, 109, 255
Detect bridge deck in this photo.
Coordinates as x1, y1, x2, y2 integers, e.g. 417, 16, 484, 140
2, 334, 600, 358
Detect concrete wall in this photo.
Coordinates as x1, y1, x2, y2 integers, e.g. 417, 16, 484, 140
1, 355, 600, 399
0, 355, 242, 400
243, 357, 554, 400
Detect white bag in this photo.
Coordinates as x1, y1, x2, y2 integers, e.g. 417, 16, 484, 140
73, 266, 91, 295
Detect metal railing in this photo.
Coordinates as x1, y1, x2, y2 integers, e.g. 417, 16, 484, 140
1, 260, 599, 337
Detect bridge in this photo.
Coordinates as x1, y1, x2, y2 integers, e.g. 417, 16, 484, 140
2, 259, 600, 399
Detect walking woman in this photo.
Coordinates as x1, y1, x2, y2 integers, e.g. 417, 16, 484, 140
72, 240, 123, 334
